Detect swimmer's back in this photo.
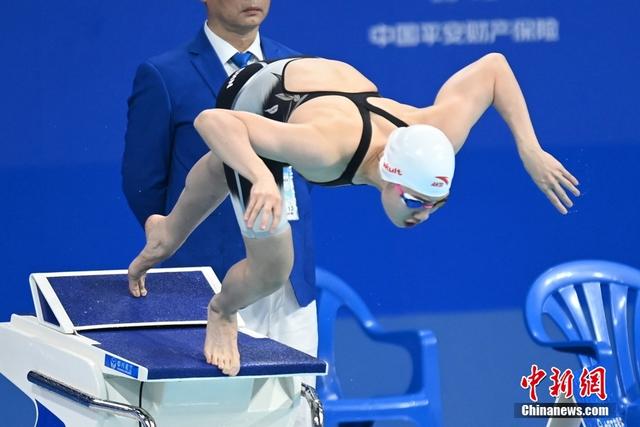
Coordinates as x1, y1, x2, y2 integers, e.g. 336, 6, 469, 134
284, 58, 378, 94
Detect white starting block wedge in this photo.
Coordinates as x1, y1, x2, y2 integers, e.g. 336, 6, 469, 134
0, 267, 326, 427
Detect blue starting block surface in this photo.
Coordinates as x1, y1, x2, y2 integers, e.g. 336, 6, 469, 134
47, 271, 212, 328
29, 268, 327, 379
83, 326, 327, 379
30, 269, 218, 331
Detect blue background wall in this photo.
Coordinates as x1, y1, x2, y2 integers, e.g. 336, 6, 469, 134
0, 1, 638, 425
2, 0, 638, 317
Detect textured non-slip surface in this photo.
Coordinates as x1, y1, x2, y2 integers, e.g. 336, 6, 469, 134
48, 271, 212, 327
83, 326, 327, 379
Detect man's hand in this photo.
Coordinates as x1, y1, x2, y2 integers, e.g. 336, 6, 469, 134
520, 147, 580, 214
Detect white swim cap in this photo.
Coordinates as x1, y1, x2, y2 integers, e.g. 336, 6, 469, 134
378, 124, 455, 197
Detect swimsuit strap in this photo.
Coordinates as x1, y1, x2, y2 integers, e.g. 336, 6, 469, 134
363, 98, 409, 128
308, 93, 410, 186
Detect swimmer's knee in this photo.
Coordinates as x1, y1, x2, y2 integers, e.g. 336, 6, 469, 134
246, 259, 292, 295
257, 263, 291, 287
257, 277, 286, 296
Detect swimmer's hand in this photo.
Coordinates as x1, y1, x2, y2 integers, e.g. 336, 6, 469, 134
520, 147, 580, 214
245, 173, 282, 231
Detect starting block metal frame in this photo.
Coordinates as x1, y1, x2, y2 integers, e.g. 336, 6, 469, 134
1, 267, 326, 426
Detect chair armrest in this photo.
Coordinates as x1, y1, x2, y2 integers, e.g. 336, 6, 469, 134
362, 327, 434, 349
350, 309, 434, 348
361, 326, 439, 394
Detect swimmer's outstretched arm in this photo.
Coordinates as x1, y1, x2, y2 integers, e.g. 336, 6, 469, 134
430, 53, 580, 214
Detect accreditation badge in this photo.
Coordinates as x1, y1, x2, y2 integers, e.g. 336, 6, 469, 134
282, 166, 299, 221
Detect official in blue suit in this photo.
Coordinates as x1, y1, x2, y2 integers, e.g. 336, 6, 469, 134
121, 4, 317, 424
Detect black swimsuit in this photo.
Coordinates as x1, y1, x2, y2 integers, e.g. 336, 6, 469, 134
215, 57, 408, 237
261, 58, 409, 186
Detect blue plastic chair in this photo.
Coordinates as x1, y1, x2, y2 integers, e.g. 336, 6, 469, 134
315, 267, 443, 427
524, 260, 640, 423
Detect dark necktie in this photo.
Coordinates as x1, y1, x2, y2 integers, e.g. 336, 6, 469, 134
230, 52, 253, 68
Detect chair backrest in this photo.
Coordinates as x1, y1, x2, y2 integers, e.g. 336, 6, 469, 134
315, 267, 381, 399
525, 260, 640, 405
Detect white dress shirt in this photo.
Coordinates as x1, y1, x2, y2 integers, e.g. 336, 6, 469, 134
203, 22, 264, 76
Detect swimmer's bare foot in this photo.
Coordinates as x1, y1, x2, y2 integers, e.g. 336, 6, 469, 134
127, 214, 178, 297
204, 302, 240, 376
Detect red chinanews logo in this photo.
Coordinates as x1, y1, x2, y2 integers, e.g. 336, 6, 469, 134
383, 162, 402, 176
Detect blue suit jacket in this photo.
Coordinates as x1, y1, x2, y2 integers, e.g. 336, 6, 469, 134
122, 29, 316, 306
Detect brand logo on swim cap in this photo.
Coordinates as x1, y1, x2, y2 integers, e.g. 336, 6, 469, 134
383, 162, 402, 176
431, 176, 450, 188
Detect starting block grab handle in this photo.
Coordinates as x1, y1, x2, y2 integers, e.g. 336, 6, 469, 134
27, 371, 156, 427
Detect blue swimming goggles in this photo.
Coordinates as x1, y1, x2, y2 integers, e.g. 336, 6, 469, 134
394, 184, 448, 210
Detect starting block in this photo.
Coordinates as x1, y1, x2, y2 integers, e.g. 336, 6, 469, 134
0, 267, 326, 426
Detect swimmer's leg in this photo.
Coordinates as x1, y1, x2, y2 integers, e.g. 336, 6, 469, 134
128, 152, 228, 297
204, 226, 294, 376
